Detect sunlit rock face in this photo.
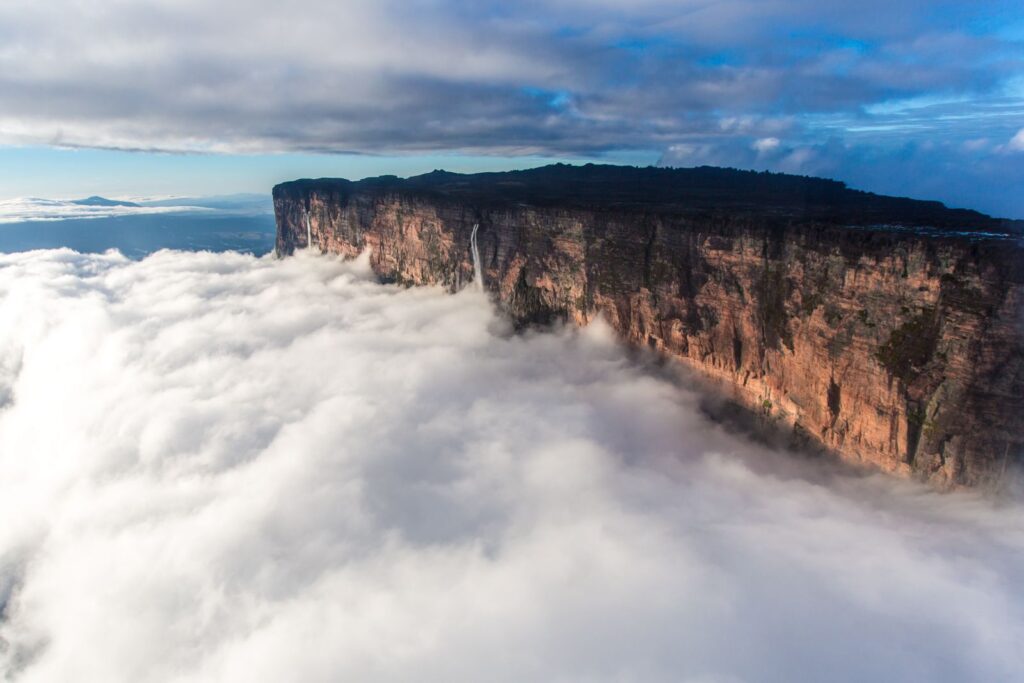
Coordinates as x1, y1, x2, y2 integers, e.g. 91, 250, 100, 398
274, 164, 1024, 489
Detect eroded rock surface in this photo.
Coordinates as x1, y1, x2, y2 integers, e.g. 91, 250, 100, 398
274, 164, 1024, 489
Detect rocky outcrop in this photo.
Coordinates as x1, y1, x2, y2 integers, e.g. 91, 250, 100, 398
274, 164, 1024, 490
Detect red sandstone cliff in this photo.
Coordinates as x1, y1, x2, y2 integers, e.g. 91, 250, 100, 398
274, 164, 1024, 490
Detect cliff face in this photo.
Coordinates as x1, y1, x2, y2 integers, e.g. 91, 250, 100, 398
274, 164, 1024, 490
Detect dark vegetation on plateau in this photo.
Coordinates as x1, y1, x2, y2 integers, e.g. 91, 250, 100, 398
275, 164, 1023, 233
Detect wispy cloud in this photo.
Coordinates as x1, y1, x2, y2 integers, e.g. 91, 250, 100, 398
1008, 128, 1024, 152
0, 197, 212, 224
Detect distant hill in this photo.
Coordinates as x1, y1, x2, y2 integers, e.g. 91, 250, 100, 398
140, 193, 273, 214
71, 196, 141, 208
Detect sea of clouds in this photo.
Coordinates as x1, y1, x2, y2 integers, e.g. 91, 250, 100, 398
0, 248, 1021, 682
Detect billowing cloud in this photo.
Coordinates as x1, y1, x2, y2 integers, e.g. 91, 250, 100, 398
0, 249, 1021, 682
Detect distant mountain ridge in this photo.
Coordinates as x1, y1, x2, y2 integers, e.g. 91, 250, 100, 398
71, 196, 141, 207
0, 193, 272, 225
140, 193, 273, 213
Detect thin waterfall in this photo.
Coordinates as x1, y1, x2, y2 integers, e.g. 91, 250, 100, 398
470, 223, 483, 291
305, 212, 313, 251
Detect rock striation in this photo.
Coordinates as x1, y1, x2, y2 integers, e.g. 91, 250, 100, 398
274, 164, 1024, 490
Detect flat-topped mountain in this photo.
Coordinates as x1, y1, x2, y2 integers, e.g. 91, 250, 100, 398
70, 195, 141, 207
275, 163, 1022, 233
274, 164, 1024, 490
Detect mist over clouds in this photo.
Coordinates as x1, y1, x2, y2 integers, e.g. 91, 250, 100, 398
0, 249, 1021, 682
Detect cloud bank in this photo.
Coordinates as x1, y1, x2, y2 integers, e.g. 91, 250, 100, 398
1, 1, 1022, 214
2, 1, 1021, 215
0, 249, 1022, 682
0, 198, 213, 224
0, 1, 1019, 156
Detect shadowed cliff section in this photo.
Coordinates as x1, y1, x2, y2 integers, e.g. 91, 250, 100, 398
274, 164, 1024, 490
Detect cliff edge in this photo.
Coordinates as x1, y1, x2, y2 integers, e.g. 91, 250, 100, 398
274, 164, 1024, 490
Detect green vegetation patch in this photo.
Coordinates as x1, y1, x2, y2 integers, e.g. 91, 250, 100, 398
875, 307, 940, 384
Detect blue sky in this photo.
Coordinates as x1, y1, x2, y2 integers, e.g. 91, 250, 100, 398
0, 147, 632, 200
0, 0, 1021, 216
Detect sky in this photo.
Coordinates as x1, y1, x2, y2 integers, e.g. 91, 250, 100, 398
0, 248, 1021, 682
0, 0, 1022, 216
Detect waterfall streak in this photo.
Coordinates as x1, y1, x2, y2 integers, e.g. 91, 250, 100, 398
470, 223, 483, 291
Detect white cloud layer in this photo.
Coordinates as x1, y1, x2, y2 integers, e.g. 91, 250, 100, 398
1008, 128, 1024, 152
0, 198, 210, 224
0, 249, 1022, 682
